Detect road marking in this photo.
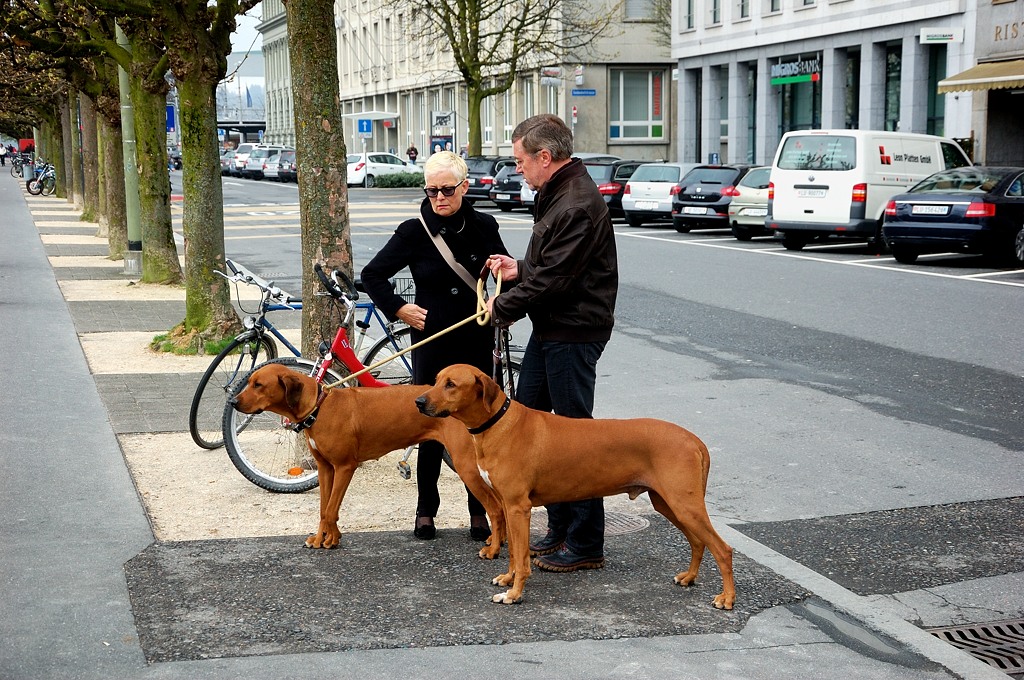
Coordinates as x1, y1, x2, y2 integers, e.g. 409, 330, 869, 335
616, 231, 1024, 289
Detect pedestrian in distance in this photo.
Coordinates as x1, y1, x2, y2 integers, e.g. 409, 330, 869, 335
0, 144, 7, 166
485, 113, 618, 573
406, 144, 419, 165
361, 151, 510, 542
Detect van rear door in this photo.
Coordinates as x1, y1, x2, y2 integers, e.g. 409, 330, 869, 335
772, 133, 858, 226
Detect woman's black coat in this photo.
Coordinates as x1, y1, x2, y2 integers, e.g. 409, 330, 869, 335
360, 198, 509, 385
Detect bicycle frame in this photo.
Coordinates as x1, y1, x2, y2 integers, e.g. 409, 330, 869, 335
313, 323, 392, 388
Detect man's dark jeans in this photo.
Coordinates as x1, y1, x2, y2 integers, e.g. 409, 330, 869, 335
515, 336, 607, 557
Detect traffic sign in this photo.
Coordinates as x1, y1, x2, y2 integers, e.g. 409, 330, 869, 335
571, 89, 596, 97
357, 119, 372, 134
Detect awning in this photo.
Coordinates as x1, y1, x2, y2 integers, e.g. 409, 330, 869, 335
340, 110, 399, 120
937, 59, 1024, 93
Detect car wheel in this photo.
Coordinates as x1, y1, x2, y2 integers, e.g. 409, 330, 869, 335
1014, 225, 1024, 266
365, 175, 375, 188
731, 223, 753, 241
891, 245, 919, 264
672, 217, 690, 233
625, 213, 645, 228
782, 234, 807, 251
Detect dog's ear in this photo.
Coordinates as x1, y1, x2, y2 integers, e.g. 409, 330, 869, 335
281, 373, 305, 413
479, 370, 500, 407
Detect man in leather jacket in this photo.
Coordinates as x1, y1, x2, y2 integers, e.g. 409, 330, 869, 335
486, 113, 618, 573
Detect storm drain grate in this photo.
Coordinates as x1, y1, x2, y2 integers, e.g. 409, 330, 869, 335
928, 618, 1024, 674
530, 510, 650, 537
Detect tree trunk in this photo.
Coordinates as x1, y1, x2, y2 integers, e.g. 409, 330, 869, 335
80, 93, 100, 221
96, 118, 108, 237
69, 88, 84, 209
100, 117, 128, 259
130, 71, 182, 284
467, 87, 484, 157
177, 76, 236, 339
60, 96, 73, 202
287, 0, 353, 357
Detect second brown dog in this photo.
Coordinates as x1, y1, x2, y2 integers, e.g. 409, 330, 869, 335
416, 364, 735, 609
230, 362, 504, 556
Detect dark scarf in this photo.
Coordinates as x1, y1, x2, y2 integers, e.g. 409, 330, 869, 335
419, 197, 476, 238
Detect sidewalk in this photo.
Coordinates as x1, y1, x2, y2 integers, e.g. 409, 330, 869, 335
0, 175, 1017, 680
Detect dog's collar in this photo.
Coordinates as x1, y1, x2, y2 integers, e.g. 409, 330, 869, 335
289, 385, 329, 433
467, 396, 511, 434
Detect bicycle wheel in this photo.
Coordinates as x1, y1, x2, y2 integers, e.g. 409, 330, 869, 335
189, 332, 277, 449
223, 356, 349, 493
361, 325, 413, 385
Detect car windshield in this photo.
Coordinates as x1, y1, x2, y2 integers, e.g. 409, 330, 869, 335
236, 144, 254, 155
585, 165, 615, 182
910, 169, 1010, 194
631, 165, 681, 183
346, 154, 361, 163
740, 168, 771, 187
777, 135, 856, 171
682, 168, 738, 185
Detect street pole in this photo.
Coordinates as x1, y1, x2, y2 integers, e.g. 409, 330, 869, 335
115, 23, 142, 277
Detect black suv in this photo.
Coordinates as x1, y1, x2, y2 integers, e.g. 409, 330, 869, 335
489, 165, 525, 212
465, 156, 517, 203
671, 165, 754, 233
585, 160, 646, 218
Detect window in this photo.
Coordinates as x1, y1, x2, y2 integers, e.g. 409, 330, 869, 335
884, 43, 901, 132
709, 0, 721, 24
522, 77, 535, 119
625, 0, 653, 19
683, 0, 695, 28
768, 0, 781, 12
483, 94, 494, 144
738, 0, 749, 18
503, 90, 513, 143
926, 45, 947, 136
544, 82, 559, 114
609, 69, 666, 140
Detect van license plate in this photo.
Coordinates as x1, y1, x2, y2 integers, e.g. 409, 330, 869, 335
911, 204, 949, 216
683, 206, 709, 215
634, 201, 659, 210
745, 208, 768, 217
796, 189, 827, 198
496, 193, 510, 200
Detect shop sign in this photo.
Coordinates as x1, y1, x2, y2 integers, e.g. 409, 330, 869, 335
770, 57, 821, 86
920, 27, 964, 44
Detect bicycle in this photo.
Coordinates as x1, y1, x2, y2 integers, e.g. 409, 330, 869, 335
188, 259, 413, 450
10, 153, 31, 178
221, 263, 520, 493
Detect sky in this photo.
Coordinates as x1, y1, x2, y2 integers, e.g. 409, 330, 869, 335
232, 6, 263, 54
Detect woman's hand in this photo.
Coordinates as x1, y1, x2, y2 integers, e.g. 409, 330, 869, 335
486, 254, 518, 282
396, 303, 428, 331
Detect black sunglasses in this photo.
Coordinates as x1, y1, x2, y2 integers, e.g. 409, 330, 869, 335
424, 185, 459, 198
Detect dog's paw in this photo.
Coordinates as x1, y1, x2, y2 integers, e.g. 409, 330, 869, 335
491, 573, 514, 587
478, 545, 500, 560
713, 593, 735, 610
491, 591, 521, 605
674, 571, 698, 587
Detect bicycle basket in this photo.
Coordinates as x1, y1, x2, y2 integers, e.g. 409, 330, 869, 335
392, 276, 415, 302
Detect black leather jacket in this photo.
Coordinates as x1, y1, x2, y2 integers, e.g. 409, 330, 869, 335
492, 159, 618, 342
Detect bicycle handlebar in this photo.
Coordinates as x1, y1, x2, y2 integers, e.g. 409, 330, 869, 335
220, 258, 300, 303
313, 263, 358, 302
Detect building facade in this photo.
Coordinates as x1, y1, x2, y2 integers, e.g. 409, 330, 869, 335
672, 0, 978, 166
938, 0, 1024, 165
259, 0, 676, 161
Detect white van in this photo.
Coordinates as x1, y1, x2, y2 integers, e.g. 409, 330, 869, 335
766, 130, 971, 250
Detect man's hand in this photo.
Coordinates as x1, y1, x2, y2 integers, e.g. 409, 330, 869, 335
486, 254, 518, 283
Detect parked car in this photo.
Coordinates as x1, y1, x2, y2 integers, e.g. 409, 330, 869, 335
219, 149, 236, 176
767, 129, 972, 251
243, 145, 287, 180
489, 165, 525, 212
167, 146, 182, 170
262, 152, 285, 181
521, 153, 621, 211
276, 150, 297, 183
671, 164, 755, 234
726, 166, 773, 240
584, 160, 646, 218
465, 156, 517, 203
347, 152, 422, 187
621, 162, 693, 227
882, 166, 1024, 265
231, 143, 255, 176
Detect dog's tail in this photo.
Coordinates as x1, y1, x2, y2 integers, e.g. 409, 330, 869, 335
698, 439, 711, 494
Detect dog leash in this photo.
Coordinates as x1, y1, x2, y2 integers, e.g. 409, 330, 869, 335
318, 272, 502, 391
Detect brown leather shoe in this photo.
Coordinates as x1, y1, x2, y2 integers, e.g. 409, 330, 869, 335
532, 545, 605, 572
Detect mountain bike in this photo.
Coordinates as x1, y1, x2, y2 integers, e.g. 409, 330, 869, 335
221, 264, 520, 493
188, 259, 412, 450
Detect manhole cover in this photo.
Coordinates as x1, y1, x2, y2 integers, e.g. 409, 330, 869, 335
529, 509, 649, 537
928, 618, 1024, 674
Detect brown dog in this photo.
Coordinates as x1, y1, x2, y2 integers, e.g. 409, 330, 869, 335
415, 364, 735, 609
230, 362, 503, 557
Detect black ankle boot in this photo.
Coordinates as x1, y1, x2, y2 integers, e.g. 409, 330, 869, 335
469, 515, 490, 541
